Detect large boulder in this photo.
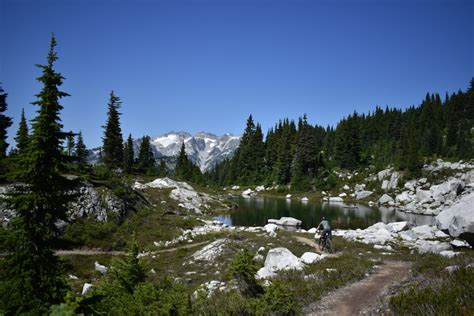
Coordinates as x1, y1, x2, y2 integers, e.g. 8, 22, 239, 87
356, 190, 373, 200
242, 189, 255, 197
382, 172, 400, 191
300, 252, 324, 264
395, 191, 414, 204
430, 179, 465, 202
329, 197, 343, 202
378, 194, 394, 205
268, 217, 302, 227
256, 247, 304, 279
436, 192, 474, 245
377, 168, 393, 181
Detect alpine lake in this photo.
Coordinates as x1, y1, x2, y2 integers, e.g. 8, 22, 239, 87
216, 195, 435, 230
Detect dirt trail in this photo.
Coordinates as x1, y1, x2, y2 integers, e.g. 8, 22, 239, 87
294, 236, 339, 257
304, 261, 412, 315
55, 241, 210, 256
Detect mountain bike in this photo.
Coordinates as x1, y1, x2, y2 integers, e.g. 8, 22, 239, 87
318, 230, 333, 253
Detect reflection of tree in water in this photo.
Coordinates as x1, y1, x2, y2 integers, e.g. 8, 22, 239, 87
222, 196, 432, 230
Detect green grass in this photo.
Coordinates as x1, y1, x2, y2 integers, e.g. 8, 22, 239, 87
389, 252, 474, 315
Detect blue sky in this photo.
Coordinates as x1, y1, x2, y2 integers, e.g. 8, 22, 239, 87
1, 0, 473, 148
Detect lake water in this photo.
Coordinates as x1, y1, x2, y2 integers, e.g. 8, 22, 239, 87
216, 196, 435, 230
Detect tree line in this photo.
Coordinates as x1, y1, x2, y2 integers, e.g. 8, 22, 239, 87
205, 80, 474, 190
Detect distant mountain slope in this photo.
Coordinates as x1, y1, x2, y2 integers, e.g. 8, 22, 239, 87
87, 131, 240, 172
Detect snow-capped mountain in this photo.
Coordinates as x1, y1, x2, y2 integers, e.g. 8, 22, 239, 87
88, 132, 240, 172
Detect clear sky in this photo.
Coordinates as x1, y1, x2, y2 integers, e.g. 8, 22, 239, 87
1, 0, 473, 148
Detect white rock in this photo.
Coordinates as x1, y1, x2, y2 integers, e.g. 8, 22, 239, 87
381, 180, 389, 191
416, 240, 451, 254
264, 223, 279, 233
255, 185, 265, 192
231, 185, 240, 190
436, 191, 474, 242
301, 196, 309, 202
338, 193, 347, 198
416, 189, 431, 202
404, 180, 418, 192
268, 217, 302, 227
150, 268, 156, 274
411, 225, 437, 240
395, 191, 414, 204
386, 221, 409, 233
443, 265, 460, 273
254, 254, 264, 261
343, 184, 350, 190
286, 194, 292, 199
355, 184, 366, 192
192, 238, 230, 262
356, 190, 373, 200
378, 168, 392, 181
439, 251, 459, 259
242, 189, 255, 197
430, 179, 465, 202
82, 283, 93, 296
257, 246, 266, 253
329, 197, 344, 202
256, 247, 305, 279
300, 252, 323, 264
68, 274, 78, 280
451, 239, 471, 248
307, 227, 317, 234
94, 261, 108, 274
378, 194, 394, 205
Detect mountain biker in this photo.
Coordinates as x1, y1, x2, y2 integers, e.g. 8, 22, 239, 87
316, 217, 332, 247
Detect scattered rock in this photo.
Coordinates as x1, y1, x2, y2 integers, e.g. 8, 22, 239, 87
378, 194, 394, 205
82, 283, 93, 296
94, 261, 108, 274
356, 190, 373, 200
300, 252, 324, 264
192, 238, 230, 262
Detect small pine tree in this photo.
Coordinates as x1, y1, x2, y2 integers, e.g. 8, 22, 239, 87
14, 108, 29, 154
66, 132, 75, 156
123, 134, 135, 173
0, 85, 13, 158
137, 136, 155, 173
75, 131, 87, 168
158, 158, 167, 177
102, 91, 124, 169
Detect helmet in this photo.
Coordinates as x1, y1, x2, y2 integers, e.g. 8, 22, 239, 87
322, 217, 326, 220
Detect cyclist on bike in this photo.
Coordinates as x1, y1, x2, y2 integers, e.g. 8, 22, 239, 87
316, 217, 332, 247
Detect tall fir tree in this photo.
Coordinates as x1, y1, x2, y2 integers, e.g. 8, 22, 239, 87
123, 134, 135, 173
175, 142, 190, 179
14, 108, 29, 154
158, 158, 167, 177
66, 132, 75, 156
0, 85, 13, 158
0, 35, 76, 314
75, 131, 87, 168
137, 135, 155, 173
102, 91, 124, 169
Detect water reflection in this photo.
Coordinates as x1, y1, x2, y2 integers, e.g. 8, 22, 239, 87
216, 196, 435, 230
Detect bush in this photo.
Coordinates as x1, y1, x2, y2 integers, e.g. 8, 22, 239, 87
227, 248, 263, 296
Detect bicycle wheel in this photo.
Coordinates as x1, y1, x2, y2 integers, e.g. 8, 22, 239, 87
325, 239, 333, 253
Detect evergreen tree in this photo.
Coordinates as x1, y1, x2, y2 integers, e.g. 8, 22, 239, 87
175, 142, 190, 179
14, 108, 29, 154
0, 85, 13, 158
66, 132, 75, 156
75, 131, 87, 168
158, 158, 167, 177
0, 35, 76, 314
102, 91, 124, 169
123, 134, 135, 173
137, 136, 155, 173
334, 113, 361, 169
